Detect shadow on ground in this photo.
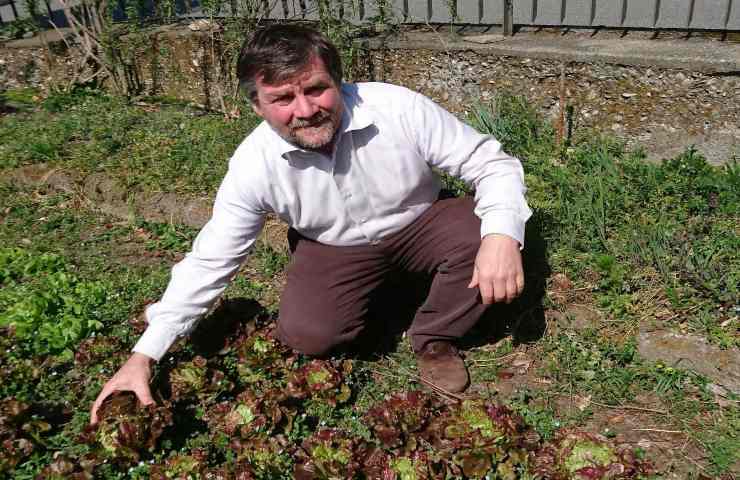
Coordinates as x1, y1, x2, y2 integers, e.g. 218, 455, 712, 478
347, 208, 552, 358
190, 297, 270, 358
461, 210, 552, 349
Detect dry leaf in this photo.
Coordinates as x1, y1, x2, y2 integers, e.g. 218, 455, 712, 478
575, 394, 592, 411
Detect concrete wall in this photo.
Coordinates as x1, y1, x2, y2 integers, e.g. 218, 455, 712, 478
251, 0, 740, 29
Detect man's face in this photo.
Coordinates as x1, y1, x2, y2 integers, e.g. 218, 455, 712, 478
252, 56, 343, 151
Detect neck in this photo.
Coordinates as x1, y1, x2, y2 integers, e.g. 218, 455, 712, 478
315, 141, 335, 157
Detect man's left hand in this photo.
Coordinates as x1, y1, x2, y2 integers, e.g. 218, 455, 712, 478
468, 234, 524, 304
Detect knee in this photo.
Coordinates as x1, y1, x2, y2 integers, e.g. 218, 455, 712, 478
276, 317, 346, 357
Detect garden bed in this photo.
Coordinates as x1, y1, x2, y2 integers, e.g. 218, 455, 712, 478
1, 89, 738, 478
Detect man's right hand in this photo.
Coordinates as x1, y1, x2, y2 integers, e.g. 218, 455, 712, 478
90, 352, 155, 425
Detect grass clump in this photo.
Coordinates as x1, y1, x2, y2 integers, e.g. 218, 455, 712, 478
469, 94, 738, 348
0, 89, 261, 195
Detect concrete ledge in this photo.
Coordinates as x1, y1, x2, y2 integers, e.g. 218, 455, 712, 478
7, 24, 739, 73
365, 31, 740, 74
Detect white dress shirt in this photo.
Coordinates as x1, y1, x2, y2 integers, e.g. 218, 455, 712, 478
133, 82, 532, 360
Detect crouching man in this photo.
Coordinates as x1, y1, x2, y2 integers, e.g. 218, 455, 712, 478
91, 24, 532, 422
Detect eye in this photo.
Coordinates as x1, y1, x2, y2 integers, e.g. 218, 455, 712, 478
273, 95, 293, 105
306, 85, 327, 96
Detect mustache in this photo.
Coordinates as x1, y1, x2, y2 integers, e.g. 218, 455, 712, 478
290, 111, 332, 129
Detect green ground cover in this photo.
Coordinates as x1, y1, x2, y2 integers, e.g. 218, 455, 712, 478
0, 89, 738, 478
0, 89, 261, 195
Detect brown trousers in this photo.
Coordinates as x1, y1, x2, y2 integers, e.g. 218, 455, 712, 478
276, 196, 489, 356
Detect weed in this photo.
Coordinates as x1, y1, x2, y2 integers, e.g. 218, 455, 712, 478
1, 88, 40, 108
0, 92, 260, 192
508, 389, 561, 440
702, 408, 740, 476
0, 18, 37, 41
251, 243, 289, 277
135, 220, 197, 253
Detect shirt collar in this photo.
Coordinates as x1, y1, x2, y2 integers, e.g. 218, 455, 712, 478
274, 82, 375, 159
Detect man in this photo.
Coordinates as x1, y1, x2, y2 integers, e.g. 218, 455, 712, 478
90, 24, 531, 423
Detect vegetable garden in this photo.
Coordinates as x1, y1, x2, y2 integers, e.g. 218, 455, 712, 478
0, 80, 738, 478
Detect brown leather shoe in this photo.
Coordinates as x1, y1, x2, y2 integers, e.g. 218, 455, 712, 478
416, 341, 469, 393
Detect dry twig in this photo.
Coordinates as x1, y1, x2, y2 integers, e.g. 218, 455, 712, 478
632, 428, 683, 434
553, 393, 668, 415
385, 357, 464, 402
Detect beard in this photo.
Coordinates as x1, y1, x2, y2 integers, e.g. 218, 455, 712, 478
286, 110, 339, 150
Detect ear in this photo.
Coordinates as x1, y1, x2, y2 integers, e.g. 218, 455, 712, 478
251, 98, 264, 118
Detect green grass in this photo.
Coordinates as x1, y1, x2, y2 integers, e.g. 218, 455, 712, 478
0, 88, 261, 195
0, 89, 738, 478
469, 93, 739, 348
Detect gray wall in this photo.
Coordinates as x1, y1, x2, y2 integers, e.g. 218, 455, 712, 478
3, 0, 739, 31
262, 0, 738, 29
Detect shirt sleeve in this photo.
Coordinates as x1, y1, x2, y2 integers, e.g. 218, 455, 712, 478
132, 165, 266, 361
407, 92, 533, 246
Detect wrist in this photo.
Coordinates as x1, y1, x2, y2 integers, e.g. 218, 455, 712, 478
129, 352, 155, 368
483, 233, 520, 246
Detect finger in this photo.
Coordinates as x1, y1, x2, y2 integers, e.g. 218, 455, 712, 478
135, 386, 155, 406
478, 276, 494, 304
467, 267, 479, 289
505, 277, 519, 304
516, 272, 525, 291
90, 385, 115, 425
493, 277, 508, 303
516, 274, 525, 296
90, 400, 100, 425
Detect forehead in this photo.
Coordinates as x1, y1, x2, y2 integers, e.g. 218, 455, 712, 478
256, 57, 332, 92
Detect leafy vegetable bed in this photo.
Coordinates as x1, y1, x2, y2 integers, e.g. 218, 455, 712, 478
1, 89, 737, 478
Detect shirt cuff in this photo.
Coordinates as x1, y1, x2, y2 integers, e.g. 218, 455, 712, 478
131, 318, 181, 362
480, 212, 526, 249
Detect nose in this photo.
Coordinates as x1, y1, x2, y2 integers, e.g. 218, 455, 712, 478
294, 93, 318, 119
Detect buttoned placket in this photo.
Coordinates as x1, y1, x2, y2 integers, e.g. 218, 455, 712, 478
331, 128, 379, 245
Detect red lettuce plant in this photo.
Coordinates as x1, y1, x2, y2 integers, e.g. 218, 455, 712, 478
35, 453, 97, 479
1, 436, 35, 473
229, 435, 292, 478
236, 331, 295, 383
295, 428, 443, 480
207, 460, 258, 479
168, 356, 233, 403
74, 336, 121, 366
216, 461, 258, 479
202, 386, 294, 477
150, 452, 260, 480
150, 449, 208, 480
293, 428, 366, 480
204, 389, 290, 439
364, 390, 437, 451
83, 392, 173, 464
531, 429, 653, 479
286, 360, 352, 406
363, 449, 442, 480
426, 400, 535, 479
0, 399, 50, 473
